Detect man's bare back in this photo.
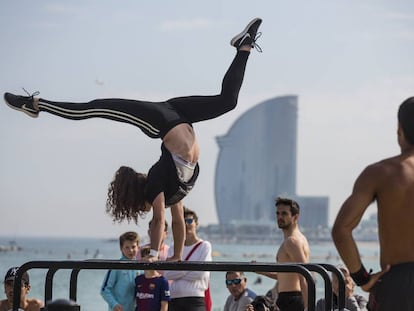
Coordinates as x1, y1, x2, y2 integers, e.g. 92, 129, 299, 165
332, 96, 414, 310
333, 150, 414, 273
353, 152, 414, 268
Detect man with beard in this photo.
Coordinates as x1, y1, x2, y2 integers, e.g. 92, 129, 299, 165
257, 197, 310, 311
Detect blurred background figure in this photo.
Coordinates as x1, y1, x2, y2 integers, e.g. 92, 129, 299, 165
0, 266, 44, 311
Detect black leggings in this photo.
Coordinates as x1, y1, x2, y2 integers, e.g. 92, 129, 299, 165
38, 51, 250, 138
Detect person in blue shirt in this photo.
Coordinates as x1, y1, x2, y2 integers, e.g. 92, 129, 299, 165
101, 231, 143, 311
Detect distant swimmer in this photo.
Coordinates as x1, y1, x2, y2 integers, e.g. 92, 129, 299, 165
332, 96, 414, 310
4, 18, 262, 263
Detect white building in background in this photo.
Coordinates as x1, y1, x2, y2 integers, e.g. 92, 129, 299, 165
214, 95, 329, 230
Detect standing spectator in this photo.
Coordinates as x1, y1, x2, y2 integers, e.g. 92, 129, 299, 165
257, 197, 310, 311
101, 231, 142, 311
135, 246, 170, 311
0, 266, 44, 311
164, 207, 212, 311
316, 266, 367, 311
332, 96, 414, 310
223, 271, 256, 311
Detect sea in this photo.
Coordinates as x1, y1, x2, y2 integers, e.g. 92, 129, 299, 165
0, 236, 380, 311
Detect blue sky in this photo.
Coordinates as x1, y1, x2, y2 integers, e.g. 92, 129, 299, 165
1, 1, 413, 238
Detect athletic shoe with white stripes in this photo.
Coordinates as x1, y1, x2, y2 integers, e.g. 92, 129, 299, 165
4, 90, 39, 118
230, 18, 262, 52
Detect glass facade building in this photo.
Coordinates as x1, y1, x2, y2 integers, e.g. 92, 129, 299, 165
214, 95, 328, 229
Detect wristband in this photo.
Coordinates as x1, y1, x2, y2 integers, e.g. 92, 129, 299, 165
350, 264, 371, 286
149, 249, 159, 258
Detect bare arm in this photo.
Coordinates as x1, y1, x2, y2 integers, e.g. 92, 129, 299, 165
331, 166, 389, 290
251, 260, 278, 279
257, 271, 278, 280
148, 193, 166, 262
168, 200, 185, 261
160, 301, 168, 311
332, 167, 375, 273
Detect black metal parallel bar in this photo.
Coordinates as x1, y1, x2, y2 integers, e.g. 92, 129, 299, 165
13, 260, 318, 311
302, 264, 332, 311
69, 269, 81, 301
318, 263, 346, 311
44, 268, 58, 303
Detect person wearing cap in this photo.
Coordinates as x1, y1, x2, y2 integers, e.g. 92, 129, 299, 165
0, 267, 44, 311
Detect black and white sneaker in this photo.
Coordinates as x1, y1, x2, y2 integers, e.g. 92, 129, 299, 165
230, 18, 262, 52
4, 90, 39, 118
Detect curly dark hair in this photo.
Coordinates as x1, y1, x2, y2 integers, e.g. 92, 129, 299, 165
106, 166, 147, 223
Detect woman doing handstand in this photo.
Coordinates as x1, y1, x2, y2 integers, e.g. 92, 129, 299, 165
4, 18, 262, 262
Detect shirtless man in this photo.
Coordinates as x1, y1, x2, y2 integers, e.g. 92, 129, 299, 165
258, 197, 310, 311
332, 96, 414, 311
0, 267, 44, 311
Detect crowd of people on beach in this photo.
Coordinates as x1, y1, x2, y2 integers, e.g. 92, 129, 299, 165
4, 14, 414, 311
1, 201, 369, 311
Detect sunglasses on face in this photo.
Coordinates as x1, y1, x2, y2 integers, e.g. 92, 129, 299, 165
185, 218, 195, 225
226, 278, 242, 286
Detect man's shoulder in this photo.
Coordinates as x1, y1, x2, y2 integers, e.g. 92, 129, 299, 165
284, 233, 307, 248
239, 294, 254, 304
27, 298, 44, 310
200, 240, 212, 249
246, 288, 257, 299
364, 155, 402, 174
358, 155, 412, 186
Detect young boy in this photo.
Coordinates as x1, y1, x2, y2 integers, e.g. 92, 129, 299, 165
135, 246, 170, 311
101, 231, 142, 311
